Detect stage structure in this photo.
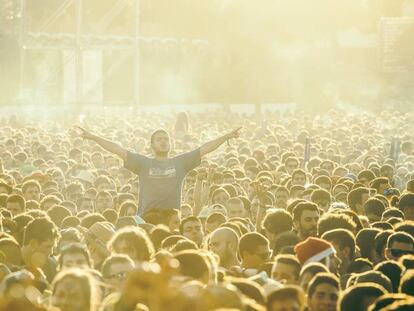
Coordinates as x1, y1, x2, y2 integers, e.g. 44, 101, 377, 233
18, 0, 210, 106
379, 17, 414, 107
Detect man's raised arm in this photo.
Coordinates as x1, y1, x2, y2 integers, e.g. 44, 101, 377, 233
76, 126, 128, 161
200, 127, 241, 157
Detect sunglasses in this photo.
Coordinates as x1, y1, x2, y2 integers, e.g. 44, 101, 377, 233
390, 249, 414, 258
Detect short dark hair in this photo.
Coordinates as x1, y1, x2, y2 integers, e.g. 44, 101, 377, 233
23, 217, 59, 246
292, 202, 319, 222
311, 189, 331, 203
382, 208, 404, 220
387, 232, 414, 249
179, 216, 201, 234
292, 169, 306, 180
108, 226, 154, 261
102, 254, 134, 279
174, 250, 210, 282
47, 205, 71, 227
274, 254, 301, 281
394, 221, 414, 238
364, 198, 386, 218
267, 286, 304, 311
374, 261, 403, 293
370, 177, 389, 192
356, 228, 381, 259
322, 229, 355, 261
6, 194, 26, 211
238, 232, 269, 259
299, 262, 329, 280
347, 258, 373, 274
318, 213, 356, 236
80, 213, 106, 229
307, 273, 339, 298
229, 277, 266, 305
374, 230, 393, 260
339, 284, 386, 311
170, 239, 198, 252
150, 129, 169, 145
59, 243, 91, 268
262, 209, 293, 235
272, 231, 300, 255
22, 180, 41, 194
400, 269, 414, 295
206, 212, 226, 225
347, 187, 370, 212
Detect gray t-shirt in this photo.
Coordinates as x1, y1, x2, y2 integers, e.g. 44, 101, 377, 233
124, 148, 201, 215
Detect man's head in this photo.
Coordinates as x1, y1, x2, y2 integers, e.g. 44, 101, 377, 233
65, 182, 84, 203
6, 194, 26, 216
205, 212, 227, 234
150, 129, 170, 157
238, 232, 271, 270
59, 243, 91, 269
267, 286, 305, 311
0, 238, 23, 267
311, 189, 331, 212
357, 170, 375, 188
225, 197, 248, 218
23, 217, 59, 268
285, 157, 299, 175
364, 198, 386, 223
370, 177, 391, 196
272, 254, 301, 285
293, 202, 320, 239
385, 232, 414, 261
339, 284, 386, 311
180, 216, 204, 246
380, 164, 394, 180
108, 226, 154, 263
292, 169, 307, 187
22, 180, 41, 202
299, 262, 329, 293
321, 229, 355, 275
307, 273, 339, 311
175, 250, 211, 284
399, 193, 414, 221
84, 222, 115, 267
102, 254, 134, 293
91, 152, 104, 169
347, 188, 370, 215
314, 176, 332, 192
262, 209, 293, 246
95, 191, 114, 213
208, 227, 239, 268
317, 213, 356, 237
274, 186, 289, 209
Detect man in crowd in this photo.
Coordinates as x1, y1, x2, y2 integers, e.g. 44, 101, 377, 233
0, 109, 414, 310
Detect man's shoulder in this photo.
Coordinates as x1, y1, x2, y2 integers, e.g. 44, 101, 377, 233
172, 148, 201, 159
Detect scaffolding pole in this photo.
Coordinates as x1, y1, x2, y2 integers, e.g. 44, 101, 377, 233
75, 0, 83, 105
19, 0, 26, 101
134, 0, 140, 107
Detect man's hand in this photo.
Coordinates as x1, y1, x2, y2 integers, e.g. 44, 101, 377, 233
76, 126, 95, 140
252, 181, 268, 206
226, 127, 242, 140
200, 127, 242, 157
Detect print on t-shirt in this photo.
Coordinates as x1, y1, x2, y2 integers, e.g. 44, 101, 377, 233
148, 166, 177, 178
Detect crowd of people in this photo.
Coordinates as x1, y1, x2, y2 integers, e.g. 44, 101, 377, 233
1, 108, 414, 310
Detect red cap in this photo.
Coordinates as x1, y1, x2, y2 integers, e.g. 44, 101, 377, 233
294, 237, 335, 265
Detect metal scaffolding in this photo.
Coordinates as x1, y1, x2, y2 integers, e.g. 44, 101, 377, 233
19, 0, 209, 106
